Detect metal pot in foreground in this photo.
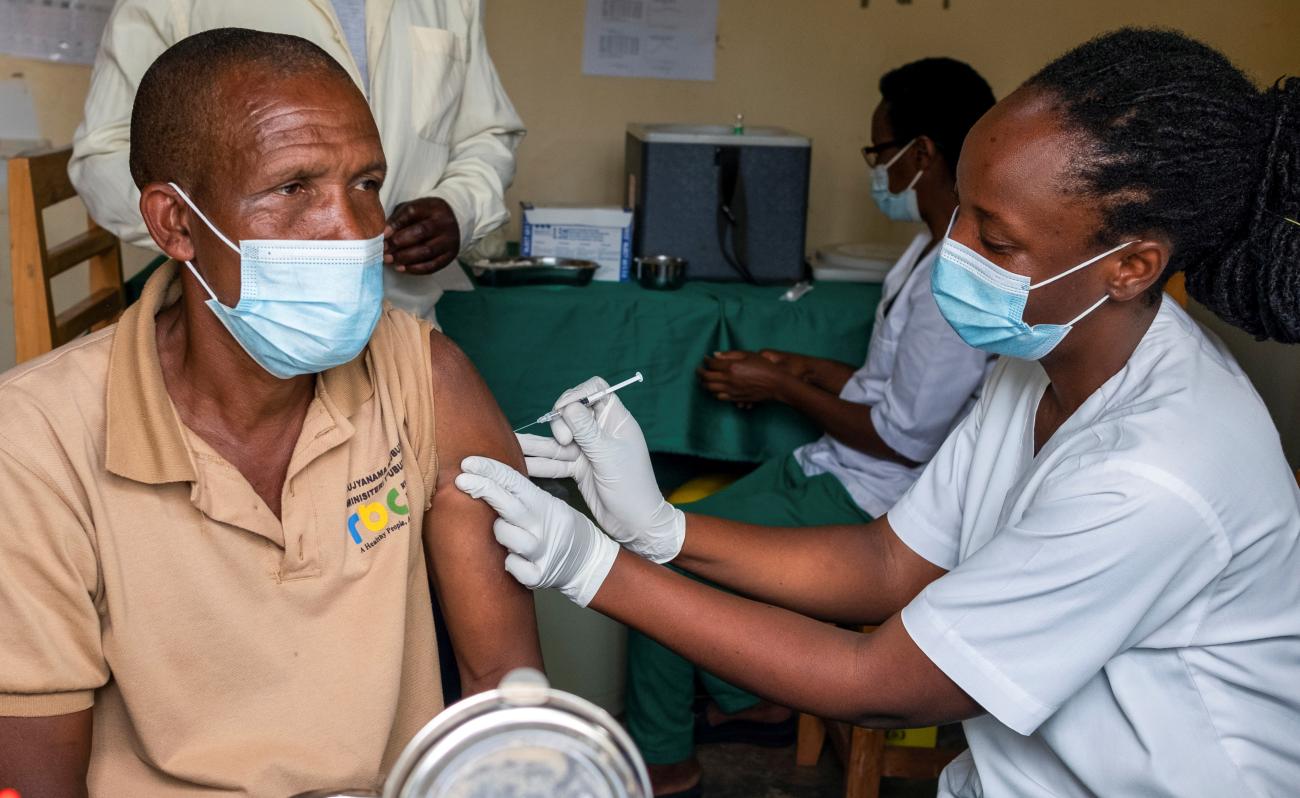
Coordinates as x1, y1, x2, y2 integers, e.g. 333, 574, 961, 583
385, 668, 650, 798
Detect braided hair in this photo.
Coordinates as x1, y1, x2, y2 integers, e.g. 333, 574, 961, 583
1025, 28, 1300, 343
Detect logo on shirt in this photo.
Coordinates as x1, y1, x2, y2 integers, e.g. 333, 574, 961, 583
345, 445, 411, 552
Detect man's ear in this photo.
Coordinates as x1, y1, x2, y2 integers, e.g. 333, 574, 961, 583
139, 183, 196, 263
1110, 239, 1171, 302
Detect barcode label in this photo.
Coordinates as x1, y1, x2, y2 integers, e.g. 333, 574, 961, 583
602, 0, 644, 20
599, 33, 640, 57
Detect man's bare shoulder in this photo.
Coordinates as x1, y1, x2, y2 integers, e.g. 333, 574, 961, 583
424, 324, 521, 468
427, 326, 480, 391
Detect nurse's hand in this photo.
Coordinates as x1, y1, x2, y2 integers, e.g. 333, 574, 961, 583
698, 351, 794, 404
456, 456, 619, 607
758, 349, 817, 381
517, 378, 686, 564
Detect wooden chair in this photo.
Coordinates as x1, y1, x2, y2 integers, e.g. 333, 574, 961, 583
8, 146, 124, 364
1165, 271, 1189, 308
795, 626, 965, 798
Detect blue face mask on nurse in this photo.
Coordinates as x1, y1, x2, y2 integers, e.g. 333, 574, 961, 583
866, 137, 928, 223
931, 210, 1136, 360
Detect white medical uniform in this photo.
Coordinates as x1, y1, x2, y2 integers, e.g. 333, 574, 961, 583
796, 232, 993, 517
891, 299, 1300, 797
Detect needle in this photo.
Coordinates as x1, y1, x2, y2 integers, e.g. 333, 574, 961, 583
513, 372, 645, 433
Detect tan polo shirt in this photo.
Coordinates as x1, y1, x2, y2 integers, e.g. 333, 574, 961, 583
0, 263, 445, 796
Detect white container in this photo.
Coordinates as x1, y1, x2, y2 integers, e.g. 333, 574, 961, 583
521, 204, 634, 282
812, 242, 903, 283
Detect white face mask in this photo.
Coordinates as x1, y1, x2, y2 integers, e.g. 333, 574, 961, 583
170, 182, 385, 379
871, 139, 924, 223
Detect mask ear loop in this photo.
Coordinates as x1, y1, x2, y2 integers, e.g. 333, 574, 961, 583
943, 207, 958, 237
167, 182, 241, 303
1029, 239, 1136, 290
1064, 293, 1110, 326
880, 138, 916, 170
881, 139, 924, 193
1034, 240, 1137, 327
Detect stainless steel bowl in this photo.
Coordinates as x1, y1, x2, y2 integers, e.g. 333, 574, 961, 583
468, 256, 598, 287
634, 255, 687, 291
383, 669, 651, 798
292, 670, 650, 798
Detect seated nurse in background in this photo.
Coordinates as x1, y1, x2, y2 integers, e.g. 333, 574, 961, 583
461, 28, 1300, 797
618, 58, 995, 795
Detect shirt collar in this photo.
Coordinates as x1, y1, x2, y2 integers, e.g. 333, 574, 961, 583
105, 261, 375, 485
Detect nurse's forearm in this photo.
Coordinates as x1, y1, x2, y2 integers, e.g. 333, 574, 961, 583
776, 380, 918, 467
800, 355, 857, 394
671, 513, 943, 625
590, 551, 979, 728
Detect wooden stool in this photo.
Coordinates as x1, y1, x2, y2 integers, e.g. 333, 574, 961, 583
796, 714, 964, 798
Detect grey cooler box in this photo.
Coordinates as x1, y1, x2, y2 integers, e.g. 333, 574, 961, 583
624, 123, 811, 284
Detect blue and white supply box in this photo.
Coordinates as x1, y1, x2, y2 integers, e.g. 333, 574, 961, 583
520, 204, 634, 281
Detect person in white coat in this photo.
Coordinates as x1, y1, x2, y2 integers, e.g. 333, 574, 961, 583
621, 58, 995, 796
458, 29, 1300, 797
71, 0, 524, 320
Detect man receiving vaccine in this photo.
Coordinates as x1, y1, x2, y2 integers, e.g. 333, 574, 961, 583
0, 29, 541, 797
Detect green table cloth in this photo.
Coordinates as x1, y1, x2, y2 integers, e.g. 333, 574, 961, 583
437, 280, 882, 463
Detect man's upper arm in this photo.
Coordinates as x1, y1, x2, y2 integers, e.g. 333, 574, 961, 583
0, 445, 106, 717
0, 442, 103, 794
69, 0, 177, 249
0, 710, 92, 798
422, 333, 542, 693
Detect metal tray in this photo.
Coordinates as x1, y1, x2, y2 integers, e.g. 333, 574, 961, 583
467, 257, 598, 287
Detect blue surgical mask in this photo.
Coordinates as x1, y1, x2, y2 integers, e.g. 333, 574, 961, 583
931, 213, 1134, 360
169, 182, 384, 379
871, 139, 924, 223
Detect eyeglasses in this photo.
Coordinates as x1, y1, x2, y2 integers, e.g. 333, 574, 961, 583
861, 140, 904, 168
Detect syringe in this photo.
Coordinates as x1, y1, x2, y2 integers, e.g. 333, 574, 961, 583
514, 372, 645, 433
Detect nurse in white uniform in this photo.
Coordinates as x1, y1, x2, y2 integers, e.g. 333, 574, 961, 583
623, 59, 995, 795
459, 28, 1300, 797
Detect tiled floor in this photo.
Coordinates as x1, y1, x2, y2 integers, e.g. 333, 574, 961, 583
696, 741, 938, 798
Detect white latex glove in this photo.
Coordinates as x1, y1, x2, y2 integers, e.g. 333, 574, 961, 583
516, 377, 686, 564
456, 455, 619, 607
